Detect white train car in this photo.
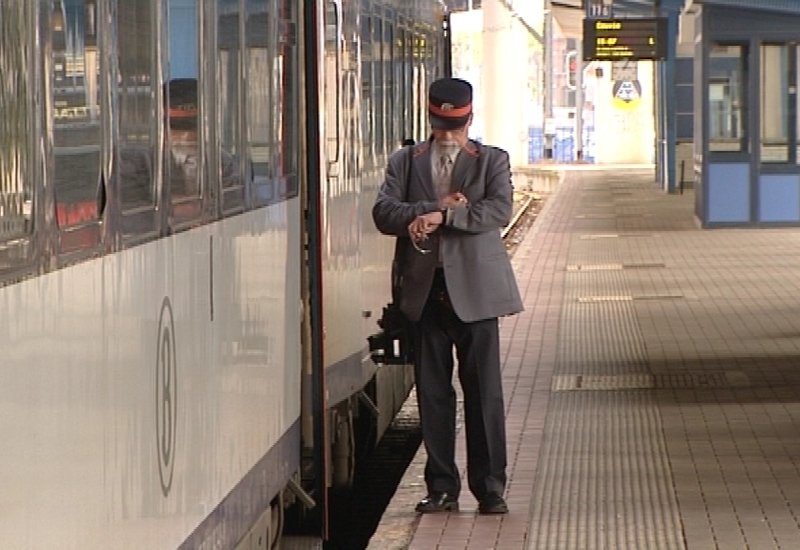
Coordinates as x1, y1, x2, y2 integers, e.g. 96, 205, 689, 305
0, 0, 447, 548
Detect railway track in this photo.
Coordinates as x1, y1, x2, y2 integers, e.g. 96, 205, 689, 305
504, 190, 544, 257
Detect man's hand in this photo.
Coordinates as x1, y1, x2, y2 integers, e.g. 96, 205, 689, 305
439, 192, 468, 209
408, 211, 444, 242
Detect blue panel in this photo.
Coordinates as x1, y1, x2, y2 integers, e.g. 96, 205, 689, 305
676, 86, 693, 111
708, 163, 750, 222
675, 58, 694, 85
759, 174, 800, 222
528, 126, 597, 164
528, 127, 543, 163
677, 115, 694, 141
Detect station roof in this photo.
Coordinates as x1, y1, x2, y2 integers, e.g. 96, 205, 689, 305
551, 0, 670, 40
685, 0, 800, 15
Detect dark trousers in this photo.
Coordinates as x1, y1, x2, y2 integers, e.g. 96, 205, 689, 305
412, 271, 507, 500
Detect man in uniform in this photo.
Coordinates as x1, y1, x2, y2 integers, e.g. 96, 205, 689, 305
372, 77, 523, 514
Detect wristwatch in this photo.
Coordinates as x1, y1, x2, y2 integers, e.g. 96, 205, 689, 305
440, 207, 449, 225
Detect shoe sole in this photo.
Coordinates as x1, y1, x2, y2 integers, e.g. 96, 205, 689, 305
478, 506, 508, 515
415, 503, 459, 513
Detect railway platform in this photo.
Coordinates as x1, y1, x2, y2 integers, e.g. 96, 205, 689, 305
367, 166, 800, 549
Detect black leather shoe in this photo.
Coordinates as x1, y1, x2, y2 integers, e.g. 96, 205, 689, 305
478, 492, 508, 514
415, 492, 459, 513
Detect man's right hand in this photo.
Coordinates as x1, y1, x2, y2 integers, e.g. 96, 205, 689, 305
439, 192, 468, 208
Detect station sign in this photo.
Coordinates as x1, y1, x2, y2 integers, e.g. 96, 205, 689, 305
583, 18, 668, 61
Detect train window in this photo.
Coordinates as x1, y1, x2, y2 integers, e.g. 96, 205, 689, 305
218, 0, 245, 213
167, 0, 204, 224
245, 0, 277, 205
708, 44, 747, 154
118, 0, 159, 237
324, 0, 341, 182
385, 21, 395, 151
374, 18, 385, 158
796, 46, 800, 164
0, 3, 34, 268
243, 0, 298, 205
279, 0, 300, 199
51, 0, 102, 237
425, 29, 436, 131
361, 15, 374, 166
396, 29, 408, 142
412, 34, 424, 142
760, 44, 789, 163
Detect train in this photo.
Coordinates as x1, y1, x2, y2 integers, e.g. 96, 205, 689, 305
0, 0, 449, 548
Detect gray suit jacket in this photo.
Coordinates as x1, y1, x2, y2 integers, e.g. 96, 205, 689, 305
372, 138, 523, 323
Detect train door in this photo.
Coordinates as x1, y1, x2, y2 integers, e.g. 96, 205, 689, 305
320, 0, 365, 404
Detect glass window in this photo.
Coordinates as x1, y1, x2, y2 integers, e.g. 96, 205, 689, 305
118, 1, 157, 212
245, 0, 275, 204
760, 44, 789, 163
385, 21, 395, 152
795, 45, 800, 164
374, 18, 385, 158
279, 0, 299, 199
412, 34, 424, 142
0, 3, 34, 255
324, 0, 340, 187
167, 0, 202, 211
218, 0, 244, 212
709, 44, 746, 153
242, 0, 298, 205
361, 15, 374, 165
52, 0, 102, 229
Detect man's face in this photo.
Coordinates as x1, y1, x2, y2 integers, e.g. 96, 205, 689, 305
431, 116, 471, 148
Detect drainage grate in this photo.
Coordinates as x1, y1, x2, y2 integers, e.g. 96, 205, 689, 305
552, 371, 749, 391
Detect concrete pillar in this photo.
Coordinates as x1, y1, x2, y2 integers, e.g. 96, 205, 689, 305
482, 0, 528, 167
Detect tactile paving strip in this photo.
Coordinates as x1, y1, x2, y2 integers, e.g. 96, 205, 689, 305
526, 211, 685, 550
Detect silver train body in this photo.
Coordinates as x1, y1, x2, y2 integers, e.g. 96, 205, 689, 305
0, 1, 447, 548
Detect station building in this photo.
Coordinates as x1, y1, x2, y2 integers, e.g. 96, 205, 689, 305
680, 0, 800, 227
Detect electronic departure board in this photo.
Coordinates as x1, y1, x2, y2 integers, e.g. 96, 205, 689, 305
583, 18, 668, 61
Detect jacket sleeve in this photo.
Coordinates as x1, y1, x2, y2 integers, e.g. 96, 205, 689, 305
448, 146, 513, 234
372, 147, 439, 237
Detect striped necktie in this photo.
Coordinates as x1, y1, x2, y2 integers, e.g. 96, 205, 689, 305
437, 154, 453, 198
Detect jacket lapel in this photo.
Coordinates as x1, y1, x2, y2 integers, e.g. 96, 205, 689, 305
411, 141, 436, 201
450, 140, 480, 193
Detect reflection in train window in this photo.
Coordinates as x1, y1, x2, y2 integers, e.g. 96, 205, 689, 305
118, 1, 157, 213
246, 0, 276, 204
374, 17, 385, 159
280, 0, 299, 199
245, 0, 299, 203
361, 14, 374, 166
167, 0, 201, 207
0, 4, 34, 251
219, 0, 245, 213
386, 22, 396, 150
52, 0, 102, 228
